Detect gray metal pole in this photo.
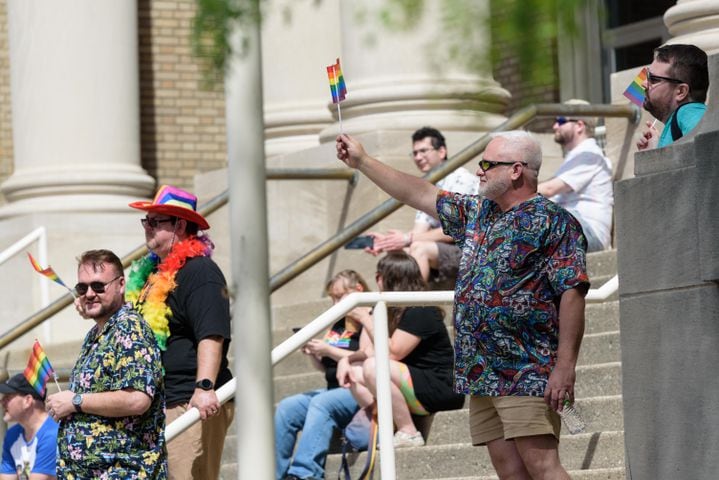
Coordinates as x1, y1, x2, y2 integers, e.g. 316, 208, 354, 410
224, 8, 274, 479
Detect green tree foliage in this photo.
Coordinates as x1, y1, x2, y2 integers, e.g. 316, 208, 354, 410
193, 0, 588, 97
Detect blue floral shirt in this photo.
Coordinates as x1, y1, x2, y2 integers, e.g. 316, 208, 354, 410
437, 192, 589, 397
58, 303, 167, 479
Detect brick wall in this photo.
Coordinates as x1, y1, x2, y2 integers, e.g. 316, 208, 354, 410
138, 0, 228, 190
490, 3, 560, 118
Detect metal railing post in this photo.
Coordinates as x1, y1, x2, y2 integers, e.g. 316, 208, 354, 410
372, 301, 397, 479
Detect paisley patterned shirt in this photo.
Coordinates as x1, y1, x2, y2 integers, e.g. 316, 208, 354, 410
58, 303, 167, 479
437, 191, 589, 396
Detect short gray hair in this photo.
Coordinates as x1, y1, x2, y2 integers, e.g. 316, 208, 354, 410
490, 130, 542, 173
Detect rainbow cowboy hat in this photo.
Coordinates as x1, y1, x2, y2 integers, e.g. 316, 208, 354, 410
129, 185, 210, 230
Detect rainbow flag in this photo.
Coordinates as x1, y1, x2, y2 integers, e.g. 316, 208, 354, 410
326, 58, 348, 104
623, 67, 647, 107
27, 252, 69, 289
23, 340, 56, 398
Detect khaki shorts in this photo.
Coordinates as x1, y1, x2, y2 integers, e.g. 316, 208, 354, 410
469, 396, 561, 446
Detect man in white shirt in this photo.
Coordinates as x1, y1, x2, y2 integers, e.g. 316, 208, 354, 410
538, 100, 613, 252
367, 127, 478, 283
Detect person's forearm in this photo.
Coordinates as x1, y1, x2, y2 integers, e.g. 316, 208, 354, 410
196, 336, 223, 384
556, 288, 586, 368
80, 390, 151, 417
413, 227, 453, 243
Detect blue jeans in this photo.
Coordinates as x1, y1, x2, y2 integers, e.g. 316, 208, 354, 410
275, 388, 358, 480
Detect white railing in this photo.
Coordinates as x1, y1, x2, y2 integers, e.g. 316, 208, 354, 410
166, 276, 620, 479
0, 227, 51, 342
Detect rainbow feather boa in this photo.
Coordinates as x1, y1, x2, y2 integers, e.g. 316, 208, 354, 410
126, 236, 213, 350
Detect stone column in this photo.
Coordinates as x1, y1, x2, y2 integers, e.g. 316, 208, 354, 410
319, 0, 510, 141
261, 1, 340, 157
664, 0, 719, 54
0, 0, 154, 216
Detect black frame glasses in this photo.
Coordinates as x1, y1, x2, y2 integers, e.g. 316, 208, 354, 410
74, 275, 122, 296
410, 147, 436, 158
141, 216, 176, 229
478, 159, 528, 172
555, 116, 578, 126
646, 70, 684, 85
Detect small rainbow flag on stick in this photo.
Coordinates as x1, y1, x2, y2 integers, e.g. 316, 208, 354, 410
326, 57, 348, 133
623, 67, 647, 107
27, 252, 76, 298
23, 339, 61, 397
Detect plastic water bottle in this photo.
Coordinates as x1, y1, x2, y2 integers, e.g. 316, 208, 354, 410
560, 399, 586, 434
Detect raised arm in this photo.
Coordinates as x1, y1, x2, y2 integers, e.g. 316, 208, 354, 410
336, 134, 440, 218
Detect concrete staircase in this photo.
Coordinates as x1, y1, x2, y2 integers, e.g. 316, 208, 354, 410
219, 249, 624, 479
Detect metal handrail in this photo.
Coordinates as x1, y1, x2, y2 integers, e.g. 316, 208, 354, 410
0, 169, 355, 350
268, 103, 640, 290
167, 271, 621, 474
0, 104, 638, 351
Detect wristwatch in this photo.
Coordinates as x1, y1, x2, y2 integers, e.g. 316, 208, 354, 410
72, 393, 83, 413
195, 379, 214, 391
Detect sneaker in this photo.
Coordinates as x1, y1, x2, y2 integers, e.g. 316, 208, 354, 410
393, 430, 424, 448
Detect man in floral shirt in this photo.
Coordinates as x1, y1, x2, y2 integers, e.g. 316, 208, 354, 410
336, 131, 589, 479
46, 250, 167, 479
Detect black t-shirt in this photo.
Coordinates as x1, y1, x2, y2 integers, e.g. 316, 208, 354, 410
397, 306, 464, 412
320, 318, 361, 389
163, 256, 232, 406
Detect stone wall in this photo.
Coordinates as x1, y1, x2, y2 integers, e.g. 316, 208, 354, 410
615, 53, 719, 480
0, 0, 12, 206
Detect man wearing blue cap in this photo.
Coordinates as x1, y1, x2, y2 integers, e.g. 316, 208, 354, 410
0, 373, 58, 479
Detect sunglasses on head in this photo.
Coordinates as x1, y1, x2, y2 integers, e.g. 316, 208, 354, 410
74, 276, 122, 296
140, 216, 176, 229
478, 159, 528, 172
646, 70, 684, 85
555, 116, 579, 126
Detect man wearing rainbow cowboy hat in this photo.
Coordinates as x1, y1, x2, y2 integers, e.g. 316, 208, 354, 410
128, 185, 234, 480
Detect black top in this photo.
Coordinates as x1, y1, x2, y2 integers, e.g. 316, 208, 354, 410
398, 306, 465, 412
320, 318, 361, 389
164, 256, 232, 406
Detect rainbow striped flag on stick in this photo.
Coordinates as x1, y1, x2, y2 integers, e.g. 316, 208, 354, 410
23, 340, 61, 397
27, 252, 76, 298
623, 67, 647, 107
326, 58, 347, 104
326, 57, 348, 134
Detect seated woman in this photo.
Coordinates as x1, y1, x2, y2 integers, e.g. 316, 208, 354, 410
275, 270, 371, 480
337, 251, 464, 448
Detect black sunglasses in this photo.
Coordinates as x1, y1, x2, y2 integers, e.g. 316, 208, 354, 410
646, 70, 684, 85
74, 276, 122, 296
478, 159, 528, 172
140, 216, 176, 229
555, 116, 579, 126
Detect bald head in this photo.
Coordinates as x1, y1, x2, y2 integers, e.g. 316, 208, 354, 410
489, 131, 542, 183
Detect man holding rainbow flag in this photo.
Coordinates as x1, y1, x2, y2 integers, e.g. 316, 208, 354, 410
0, 366, 58, 479
45, 249, 167, 479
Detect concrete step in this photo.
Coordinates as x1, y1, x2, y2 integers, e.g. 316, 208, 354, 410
273, 328, 621, 377
272, 361, 622, 406
424, 395, 622, 446
319, 430, 624, 479
586, 249, 617, 279
442, 467, 625, 480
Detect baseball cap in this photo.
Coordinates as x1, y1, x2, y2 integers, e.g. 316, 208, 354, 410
0, 373, 44, 401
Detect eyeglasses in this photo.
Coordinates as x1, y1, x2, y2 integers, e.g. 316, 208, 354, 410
646, 70, 684, 85
141, 216, 175, 229
555, 117, 578, 126
410, 147, 436, 158
478, 159, 528, 172
74, 276, 122, 296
